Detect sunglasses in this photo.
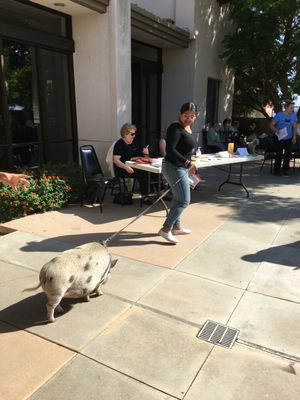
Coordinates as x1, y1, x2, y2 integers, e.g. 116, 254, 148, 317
128, 132, 136, 137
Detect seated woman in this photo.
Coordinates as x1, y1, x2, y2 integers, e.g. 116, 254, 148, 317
207, 122, 225, 152
113, 123, 153, 205
245, 122, 260, 154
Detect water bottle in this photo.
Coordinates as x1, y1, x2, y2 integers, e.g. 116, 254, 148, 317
196, 146, 202, 158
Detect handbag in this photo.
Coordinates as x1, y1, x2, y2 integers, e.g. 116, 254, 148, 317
113, 192, 133, 205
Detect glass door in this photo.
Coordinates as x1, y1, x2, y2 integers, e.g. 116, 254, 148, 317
2, 39, 40, 167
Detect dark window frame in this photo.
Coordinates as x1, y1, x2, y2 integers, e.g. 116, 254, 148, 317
0, 1, 78, 169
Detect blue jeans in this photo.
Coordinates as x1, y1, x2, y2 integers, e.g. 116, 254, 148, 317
162, 160, 190, 230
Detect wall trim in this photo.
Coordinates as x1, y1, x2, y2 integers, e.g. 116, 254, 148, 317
131, 3, 191, 48
70, 0, 109, 13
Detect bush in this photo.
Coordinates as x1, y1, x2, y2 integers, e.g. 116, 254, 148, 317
0, 173, 72, 223
42, 162, 85, 203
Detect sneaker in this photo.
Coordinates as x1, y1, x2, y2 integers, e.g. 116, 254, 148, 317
158, 229, 178, 244
172, 228, 192, 235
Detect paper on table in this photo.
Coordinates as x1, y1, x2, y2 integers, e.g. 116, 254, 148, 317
217, 151, 230, 158
275, 127, 288, 140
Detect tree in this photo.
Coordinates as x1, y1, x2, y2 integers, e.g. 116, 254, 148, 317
217, 0, 300, 118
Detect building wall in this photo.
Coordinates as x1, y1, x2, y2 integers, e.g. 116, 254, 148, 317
30, 0, 234, 169
72, 0, 131, 168
193, 0, 234, 126
160, 0, 234, 146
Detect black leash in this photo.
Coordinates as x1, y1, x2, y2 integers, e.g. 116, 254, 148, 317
102, 167, 192, 247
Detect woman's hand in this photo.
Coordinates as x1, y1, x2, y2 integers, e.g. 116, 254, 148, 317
125, 165, 134, 174
0, 172, 30, 189
142, 145, 149, 156
189, 164, 198, 174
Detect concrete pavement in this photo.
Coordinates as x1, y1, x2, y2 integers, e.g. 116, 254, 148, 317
0, 162, 300, 399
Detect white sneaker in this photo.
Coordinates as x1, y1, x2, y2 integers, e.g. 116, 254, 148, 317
172, 228, 192, 235
158, 229, 178, 244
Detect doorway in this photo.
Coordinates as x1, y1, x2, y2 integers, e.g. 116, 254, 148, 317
131, 41, 162, 156
206, 78, 220, 127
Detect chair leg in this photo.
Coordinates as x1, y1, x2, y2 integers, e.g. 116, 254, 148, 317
260, 158, 266, 173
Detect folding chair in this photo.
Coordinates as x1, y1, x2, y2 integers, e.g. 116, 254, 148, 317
80, 145, 121, 212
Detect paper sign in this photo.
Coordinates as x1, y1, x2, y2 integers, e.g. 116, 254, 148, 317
236, 147, 249, 156
275, 127, 288, 141
217, 151, 230, 158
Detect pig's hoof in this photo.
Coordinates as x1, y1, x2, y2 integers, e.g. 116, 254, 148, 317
95, 289, 103, 296
84, 295, 90, 302
48, 317, 56, 323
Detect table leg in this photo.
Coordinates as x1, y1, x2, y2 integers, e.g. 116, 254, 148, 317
218, 163, 249, 197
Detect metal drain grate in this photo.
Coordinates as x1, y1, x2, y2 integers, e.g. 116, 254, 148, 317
197, 320, 239, 349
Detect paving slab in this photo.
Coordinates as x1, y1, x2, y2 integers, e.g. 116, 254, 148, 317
0, 231, 73, 271
272, 218, 300, 248
185, 344, 300, 400
139, 270, 243, 325
0, 269, 131, 350
176, 227, 268, 288
28, 354, 174, 400
248, 246, 300, 303
0, 321, 75, 400
104, 255, 170, 302
0, 259, 35, 284
82, 306, 212, 398
1, 200, 232, 268
229, 291, 300, 359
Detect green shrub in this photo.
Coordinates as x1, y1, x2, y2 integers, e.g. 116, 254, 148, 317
0, 173, 71, 223
42, 162, 85, 203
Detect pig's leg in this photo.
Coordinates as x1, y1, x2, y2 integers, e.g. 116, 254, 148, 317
46, 296, 63, 322
55, 304, 64, 313
95, 284, 103, 296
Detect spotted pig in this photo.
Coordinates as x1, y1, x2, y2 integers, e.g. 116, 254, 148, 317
24, 242, 117, 322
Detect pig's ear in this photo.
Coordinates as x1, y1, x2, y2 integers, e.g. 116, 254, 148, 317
110, 259, 118, 268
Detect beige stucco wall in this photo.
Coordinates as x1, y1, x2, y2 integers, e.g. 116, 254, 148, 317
160, 0, 234, 146
72, 0, 131, 170
193, 0, 234, 124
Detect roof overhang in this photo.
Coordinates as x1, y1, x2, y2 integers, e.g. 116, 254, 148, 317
70, 0, 109, 13
131, 4, 191, 49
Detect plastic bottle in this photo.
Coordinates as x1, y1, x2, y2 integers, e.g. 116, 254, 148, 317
196, 147, 202, 158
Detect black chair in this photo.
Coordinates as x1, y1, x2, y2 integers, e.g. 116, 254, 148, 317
80, 145, 121, 212
259, 136, 276, 174
291, 143, 300, 173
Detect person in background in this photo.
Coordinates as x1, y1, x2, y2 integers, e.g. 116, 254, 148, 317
158, 102, 198, 244
113, 123, 153, 205
0, 172, 30, 189
270, 100, 297, 176
207, 122, 225, 151
245, 121, 260, 154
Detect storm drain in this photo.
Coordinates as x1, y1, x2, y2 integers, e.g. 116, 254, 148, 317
197, 320, 239, 349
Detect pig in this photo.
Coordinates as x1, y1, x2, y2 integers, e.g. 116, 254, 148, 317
24, 242, 117, 322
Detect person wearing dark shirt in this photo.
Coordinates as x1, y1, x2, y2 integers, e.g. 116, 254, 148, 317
158, 102, 198, 244
113, 123, 152, 205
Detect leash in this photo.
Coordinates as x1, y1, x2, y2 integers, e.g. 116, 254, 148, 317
102, 166, 192, 247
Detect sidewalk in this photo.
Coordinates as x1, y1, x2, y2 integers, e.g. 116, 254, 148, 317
1, 162, 300, 399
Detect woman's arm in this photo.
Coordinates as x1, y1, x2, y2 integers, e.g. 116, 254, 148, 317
0, 172, 30, 188
113, 155, 134, 174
